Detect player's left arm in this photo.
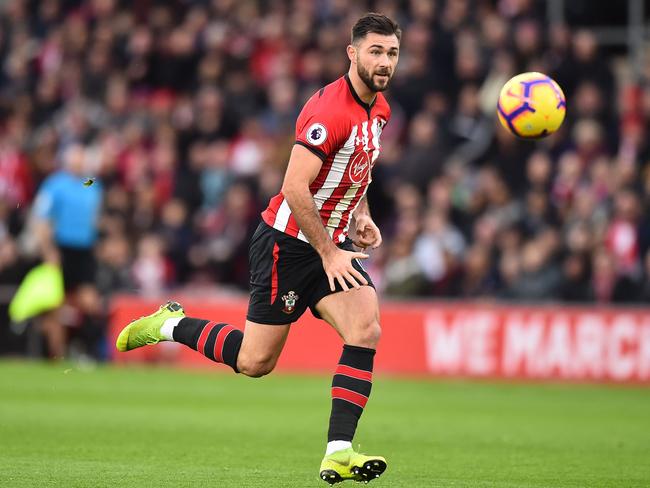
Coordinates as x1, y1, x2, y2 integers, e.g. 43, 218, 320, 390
351, 195, 382, 249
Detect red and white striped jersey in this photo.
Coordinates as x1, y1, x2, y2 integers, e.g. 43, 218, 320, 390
262, 74, 391, 244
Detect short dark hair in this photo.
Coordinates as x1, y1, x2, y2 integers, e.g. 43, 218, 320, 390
351, 12, 401, 44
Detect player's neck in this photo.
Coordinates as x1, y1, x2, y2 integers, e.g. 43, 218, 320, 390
346, 68, 377, 106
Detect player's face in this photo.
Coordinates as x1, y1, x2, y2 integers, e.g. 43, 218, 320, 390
354, 33, 400, 93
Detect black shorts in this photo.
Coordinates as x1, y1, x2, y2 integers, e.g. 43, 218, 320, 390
246, 222, 374, 325
59, 246, 96, 291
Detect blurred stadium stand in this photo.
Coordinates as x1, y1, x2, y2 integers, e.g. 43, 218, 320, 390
1, 0, 650, 360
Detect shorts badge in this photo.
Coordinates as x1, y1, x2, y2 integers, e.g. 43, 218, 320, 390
281, 291, 299, 314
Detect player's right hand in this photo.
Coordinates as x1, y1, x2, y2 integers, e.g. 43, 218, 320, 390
322, 248, 369, 292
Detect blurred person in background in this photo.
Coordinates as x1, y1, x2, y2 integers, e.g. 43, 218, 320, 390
95, 233, 133, 299
558, 252, 593, 302
497, 250, 522, 300
554, 29, 615, 103
525, 150, 553, 193
190, 180, 258, 289
384, 211, 426, 297
446, 83, 494, 167
605, 188, 642, 279
156, 198, 193, 284
591, 246, 639, 303
30, 143, 104, 360
456, 243, 497, 298
413, 208, 465, 295
397, 111, 446, 190
132, 233, 172, 297
508, 238, 562, 301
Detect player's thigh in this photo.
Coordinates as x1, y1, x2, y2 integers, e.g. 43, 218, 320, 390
314, 286, 381, 347
238, 320, 291, 370
247, 221, 315, 324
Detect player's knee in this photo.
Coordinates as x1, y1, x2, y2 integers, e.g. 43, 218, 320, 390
346, 320, 381, 349
241, 362, 275, 378
237, 354, 277, 378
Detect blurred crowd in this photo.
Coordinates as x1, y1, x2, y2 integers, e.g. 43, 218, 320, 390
2, 0, 650, 353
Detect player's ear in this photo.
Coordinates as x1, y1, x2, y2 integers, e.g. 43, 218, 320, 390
346, 44, 356, 64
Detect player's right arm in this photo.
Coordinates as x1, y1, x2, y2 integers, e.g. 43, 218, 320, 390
281, 144, 368, 292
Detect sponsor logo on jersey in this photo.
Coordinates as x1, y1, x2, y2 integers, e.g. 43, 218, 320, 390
306, 123, 327, 146
281, 291, 299, 314
349, 152, 371, 184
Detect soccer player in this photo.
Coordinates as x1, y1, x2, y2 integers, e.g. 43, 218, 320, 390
116, 12, 400, 484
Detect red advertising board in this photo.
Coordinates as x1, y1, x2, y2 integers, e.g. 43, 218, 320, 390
109, 296, 650, 383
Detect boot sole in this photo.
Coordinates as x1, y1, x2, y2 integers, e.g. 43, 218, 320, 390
352, 459, 387, 483
320, 469, 344, 484
320, 459, 387, 485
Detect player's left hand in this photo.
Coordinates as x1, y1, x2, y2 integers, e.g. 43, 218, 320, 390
352, 215, 382, 249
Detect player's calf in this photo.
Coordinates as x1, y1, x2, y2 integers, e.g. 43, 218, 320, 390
327, 344, 375, 453
169, 317, 243, 372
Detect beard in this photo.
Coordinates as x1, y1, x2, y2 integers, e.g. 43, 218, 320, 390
357, 61, 392, 93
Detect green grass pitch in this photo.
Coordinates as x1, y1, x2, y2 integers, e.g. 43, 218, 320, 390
1, 361, 649, 487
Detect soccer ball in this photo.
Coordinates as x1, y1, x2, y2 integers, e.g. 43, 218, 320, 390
497, 72, 566, 139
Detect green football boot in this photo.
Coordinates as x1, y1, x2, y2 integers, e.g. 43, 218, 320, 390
319, 447, 387, 484
115, 301, 185, 352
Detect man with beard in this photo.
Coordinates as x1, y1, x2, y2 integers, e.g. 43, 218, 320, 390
116, 13, 400, 484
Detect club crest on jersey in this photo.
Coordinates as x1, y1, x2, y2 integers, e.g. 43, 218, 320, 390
281, 291, 299, 314
306, 123, 327, 146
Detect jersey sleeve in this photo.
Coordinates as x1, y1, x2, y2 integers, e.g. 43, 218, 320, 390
295, 93, 350, 161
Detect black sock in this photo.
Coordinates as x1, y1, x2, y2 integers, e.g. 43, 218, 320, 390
328, 344, 375, 442
172, 318, 243, 372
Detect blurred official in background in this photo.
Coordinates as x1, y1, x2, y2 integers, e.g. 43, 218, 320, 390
32, 143, 104, 359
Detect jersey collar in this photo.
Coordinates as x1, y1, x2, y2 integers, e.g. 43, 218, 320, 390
344, 74, 376, 117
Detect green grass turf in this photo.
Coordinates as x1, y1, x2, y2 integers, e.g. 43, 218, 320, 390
0, 361, 649, 487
